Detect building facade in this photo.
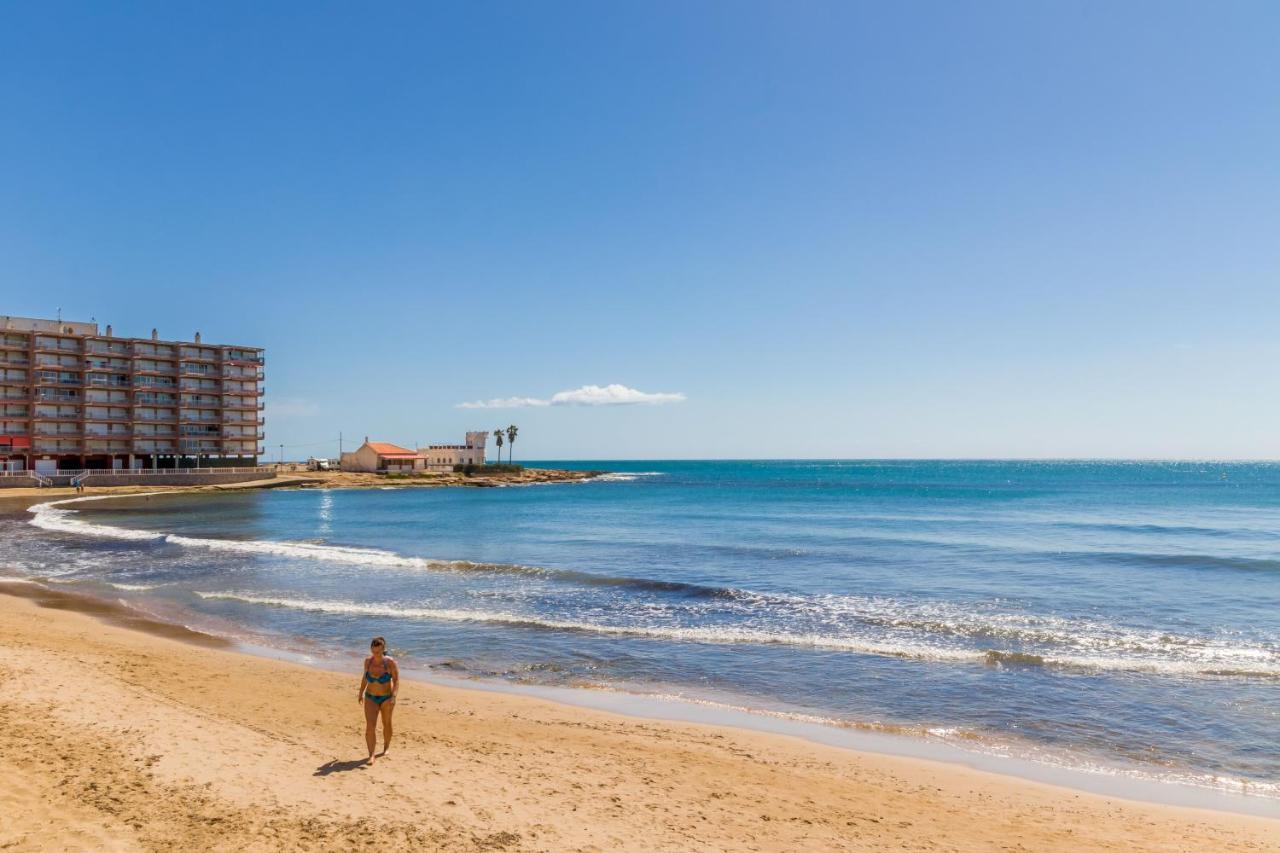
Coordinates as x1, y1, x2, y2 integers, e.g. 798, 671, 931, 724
339, 440, 423, 473
0, 315, 264, 473
418, 431, 488, 472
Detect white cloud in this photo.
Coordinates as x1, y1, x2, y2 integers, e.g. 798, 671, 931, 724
456, 396, 550, 410
455, 384, 686, 409
550, 384, 687, 406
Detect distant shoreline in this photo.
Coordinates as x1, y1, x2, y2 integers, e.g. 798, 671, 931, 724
0, 466, 605, 504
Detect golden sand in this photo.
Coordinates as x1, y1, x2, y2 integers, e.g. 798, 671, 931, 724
0, 587, 1275, 852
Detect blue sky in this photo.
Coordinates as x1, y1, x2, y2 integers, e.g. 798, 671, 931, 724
3, 3, 1278, 459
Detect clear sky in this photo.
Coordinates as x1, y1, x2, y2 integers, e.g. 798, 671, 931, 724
3, 3, 1278, 460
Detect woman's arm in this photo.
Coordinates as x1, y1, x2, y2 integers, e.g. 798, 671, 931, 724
389, 657, 400, 700
357, 656, 369, 704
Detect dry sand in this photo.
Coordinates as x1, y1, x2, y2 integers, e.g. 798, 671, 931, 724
0, 585, 1276, 852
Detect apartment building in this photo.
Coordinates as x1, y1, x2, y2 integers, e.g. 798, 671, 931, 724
0, 315, 264, 473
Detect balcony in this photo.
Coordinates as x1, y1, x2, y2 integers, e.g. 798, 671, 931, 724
133, 442, 176, 454
33, 342, 81, 355
135, 395, 177, 406
35, 390, 81, 403
0, 338, 31, 351
34, 411, 82, 421
222, 352, 265, 365
33, 442, 83, 453
86, 342, 130, 356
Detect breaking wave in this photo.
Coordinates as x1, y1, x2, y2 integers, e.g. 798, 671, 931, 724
191, 591, 1280, 680
28, 497, 1280, 681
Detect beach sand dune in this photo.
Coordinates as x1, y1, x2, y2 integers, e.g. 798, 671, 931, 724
0, 589, 1275, 852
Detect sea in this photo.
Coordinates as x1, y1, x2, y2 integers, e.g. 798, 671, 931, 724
3, 460, 1278, 805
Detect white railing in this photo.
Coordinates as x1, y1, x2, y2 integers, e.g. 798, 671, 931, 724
0, 471, 53, 486
72, 466, 272, 477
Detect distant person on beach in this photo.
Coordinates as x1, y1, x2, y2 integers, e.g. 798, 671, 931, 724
357, 636, 398, 764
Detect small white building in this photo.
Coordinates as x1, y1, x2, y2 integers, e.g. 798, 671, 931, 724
417, 431, 488, 472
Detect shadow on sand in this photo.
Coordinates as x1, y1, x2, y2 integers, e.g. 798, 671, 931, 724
314, 758, 369, 776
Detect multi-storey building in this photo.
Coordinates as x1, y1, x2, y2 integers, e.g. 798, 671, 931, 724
0, 315, 264, 473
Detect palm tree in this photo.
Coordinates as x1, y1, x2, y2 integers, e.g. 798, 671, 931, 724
492, 429, 504, 465
506, 425, 518, 464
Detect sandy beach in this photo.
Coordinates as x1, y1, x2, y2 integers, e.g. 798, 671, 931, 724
0, 584, 1275, 852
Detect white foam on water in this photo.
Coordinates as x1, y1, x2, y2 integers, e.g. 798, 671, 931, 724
188, 591, 1280, 678
595, 472, 666, 482
27, 496, 1280, 679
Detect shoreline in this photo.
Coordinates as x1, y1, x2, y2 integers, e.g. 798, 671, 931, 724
1, 582, 1277, 851
10, 490, 1280, 822
8, 575, 1280, 822
0, 465, 605, 502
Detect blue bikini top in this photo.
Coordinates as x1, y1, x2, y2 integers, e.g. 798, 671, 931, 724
365, 658, 393, 683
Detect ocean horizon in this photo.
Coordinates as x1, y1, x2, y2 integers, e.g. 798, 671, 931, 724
5, 459, 1278, 806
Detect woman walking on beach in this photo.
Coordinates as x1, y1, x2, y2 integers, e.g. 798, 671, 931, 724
357, 637, 398, 765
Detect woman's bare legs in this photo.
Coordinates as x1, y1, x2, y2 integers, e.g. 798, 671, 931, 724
363, 697, 380, 764
378, 699, 395, 756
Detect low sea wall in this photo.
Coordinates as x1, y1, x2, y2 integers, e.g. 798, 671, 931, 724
0, 471, 275, 489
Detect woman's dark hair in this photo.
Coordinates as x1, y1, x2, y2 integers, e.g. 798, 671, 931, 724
371, 636, 386, 649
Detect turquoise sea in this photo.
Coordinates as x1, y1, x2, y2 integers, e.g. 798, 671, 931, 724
5, 460, 1279, 803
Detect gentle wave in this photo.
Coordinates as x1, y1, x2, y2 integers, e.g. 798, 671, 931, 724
29, 501, 743, 598
30, 499, 1280, 679
192, 591, 1280, 679
192, 591, 981, 662
594, 472, 667, 482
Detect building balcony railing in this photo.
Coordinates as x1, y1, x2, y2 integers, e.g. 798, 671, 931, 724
33, 344, 82, 355
86, 343, 131, 355
135, 395, 178, 405
0, 340, 31, 352
223, 354, 265, 365
34, 412, 82, 421
34, 391, 81, 402
33, 443, 83, 453
34, 431, 83, 440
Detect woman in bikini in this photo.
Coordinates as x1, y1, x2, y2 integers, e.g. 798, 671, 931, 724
357, 636, 399, 765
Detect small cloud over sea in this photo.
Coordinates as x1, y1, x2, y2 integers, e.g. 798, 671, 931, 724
456, 384, 686, 409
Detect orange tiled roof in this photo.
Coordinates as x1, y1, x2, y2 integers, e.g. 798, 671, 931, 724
366, 441, 419, 457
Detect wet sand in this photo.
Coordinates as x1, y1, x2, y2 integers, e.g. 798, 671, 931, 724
0, 582, 1276, 851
